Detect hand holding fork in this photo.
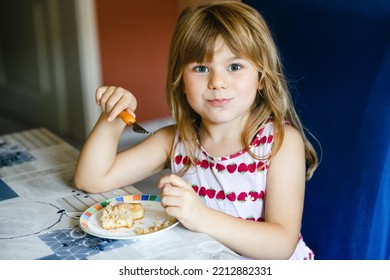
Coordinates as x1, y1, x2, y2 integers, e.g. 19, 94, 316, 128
95, 86, 154, 135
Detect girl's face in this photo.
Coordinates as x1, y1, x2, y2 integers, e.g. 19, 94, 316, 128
182, 38, 261, 127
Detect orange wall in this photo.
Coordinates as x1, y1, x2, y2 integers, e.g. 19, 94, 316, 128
95, 0, 178, 121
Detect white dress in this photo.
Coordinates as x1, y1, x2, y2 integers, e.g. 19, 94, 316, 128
171, 121, 314, 260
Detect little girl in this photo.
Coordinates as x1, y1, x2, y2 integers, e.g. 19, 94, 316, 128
74, 1, 319, 260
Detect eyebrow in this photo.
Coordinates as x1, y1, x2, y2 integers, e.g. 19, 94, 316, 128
190, 56, 245, 64
229, 56, 246, 62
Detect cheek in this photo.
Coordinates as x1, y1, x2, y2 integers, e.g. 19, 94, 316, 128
185, 93, 199, 111
182, 71, 194, 94
184, 89, 203, 115
182, 74, 191, 94
182, 79, 201, 101
242, 76, 261, 98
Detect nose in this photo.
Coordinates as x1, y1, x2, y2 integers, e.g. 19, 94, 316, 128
208, 70, 227, 90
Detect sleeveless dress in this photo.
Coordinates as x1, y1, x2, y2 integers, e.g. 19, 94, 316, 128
171, 121, 314, 260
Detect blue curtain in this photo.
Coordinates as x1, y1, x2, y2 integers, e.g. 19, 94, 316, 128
364, 45, 390, 259
244, 0, 390, 259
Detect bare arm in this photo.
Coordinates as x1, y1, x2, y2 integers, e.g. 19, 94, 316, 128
74, 86, 175, 193
159, 125, 306, 259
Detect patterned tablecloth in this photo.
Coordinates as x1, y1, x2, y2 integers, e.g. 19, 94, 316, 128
0, 128, 242, 260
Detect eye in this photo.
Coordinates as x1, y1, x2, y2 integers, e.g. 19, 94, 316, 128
228, 63, 242, 71
193, 65, 209, 73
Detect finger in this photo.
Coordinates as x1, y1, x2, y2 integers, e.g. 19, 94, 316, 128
161, 192, 185, 208
105, 92, 125, 121
161, 185, 183, 197
95, 86, 108, 105
103, 86, 123, 114
108, 95, 136, 121
99, 86, 116, 113
160, 185, 183, 209
158, 174, 190, 189
164, 205, 183, 222
121, 92, 138, 114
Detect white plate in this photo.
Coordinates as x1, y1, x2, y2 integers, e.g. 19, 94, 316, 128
79, 194, 178, 239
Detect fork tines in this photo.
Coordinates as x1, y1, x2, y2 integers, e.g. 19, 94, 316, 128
132, 123, 154, 135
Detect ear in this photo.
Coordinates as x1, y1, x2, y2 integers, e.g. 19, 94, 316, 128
257, 73, 264, 91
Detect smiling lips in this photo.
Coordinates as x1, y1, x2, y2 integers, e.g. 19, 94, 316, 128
207, 98, 232, 106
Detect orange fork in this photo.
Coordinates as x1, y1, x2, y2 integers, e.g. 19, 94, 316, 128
119, 111, 154, 135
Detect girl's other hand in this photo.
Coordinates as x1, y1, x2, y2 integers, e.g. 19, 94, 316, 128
95, 86, 138, 122
158, 174, 208, 232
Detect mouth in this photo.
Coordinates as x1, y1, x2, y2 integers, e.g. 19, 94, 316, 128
207, 98, 232, 106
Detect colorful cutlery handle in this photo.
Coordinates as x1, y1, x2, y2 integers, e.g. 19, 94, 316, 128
119, 111, 136, 125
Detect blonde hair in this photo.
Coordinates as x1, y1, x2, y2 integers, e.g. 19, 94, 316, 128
166, 1, 318, 180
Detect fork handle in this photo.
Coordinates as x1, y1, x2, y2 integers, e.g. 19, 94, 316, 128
119, 111, 136, 125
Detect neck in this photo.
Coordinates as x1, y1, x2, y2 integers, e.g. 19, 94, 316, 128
199, 118, 246, 157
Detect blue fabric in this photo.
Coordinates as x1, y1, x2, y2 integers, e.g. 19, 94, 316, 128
244, 0, 390, 259
364, 45, 390, 259
0, 178, 18, 201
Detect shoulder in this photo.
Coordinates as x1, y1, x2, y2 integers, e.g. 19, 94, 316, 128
155, 124, 177, 138
152, 124, 177, 148
281, 125, 304, 148
269, 121, 304, 150
269, 124, 305, 173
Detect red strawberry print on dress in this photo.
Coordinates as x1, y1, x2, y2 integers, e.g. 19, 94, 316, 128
227, 163, 237, 173
174, 154, 182, 165
182, 155, 189, 165
215, 163, 225, 173
237, 191, 248, 202
226, 192, 236, 202
238, 163, 248, 173
199, 159, 209, 170
206, 188, 216, 199
259, 136, 267, 145
192, 184, 199, 194
215, 190, 226, 200
247, 162, 256, 173
248, 190, 259, 200
257, 161, 267, 171
198, 186, 207, 197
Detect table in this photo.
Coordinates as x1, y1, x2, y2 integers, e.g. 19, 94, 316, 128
0, 128, 243, 260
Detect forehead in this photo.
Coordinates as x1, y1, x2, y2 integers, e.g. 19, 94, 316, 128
191, 37, 242, 63
206, 37, 230, 59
